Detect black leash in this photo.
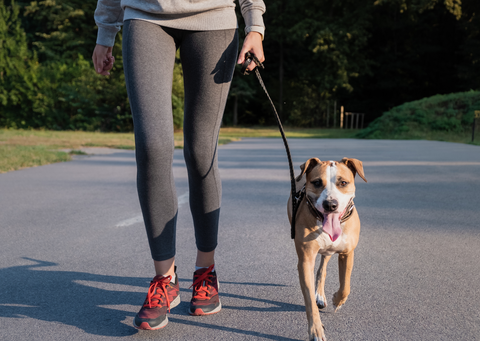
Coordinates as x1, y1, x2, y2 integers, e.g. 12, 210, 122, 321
241, 52, 300, 239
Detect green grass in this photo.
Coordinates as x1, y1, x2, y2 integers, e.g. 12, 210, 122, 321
0, 129, 137, 149
0, 145, 71, 173
219, 127, 358, 139
0, 127, 357, 173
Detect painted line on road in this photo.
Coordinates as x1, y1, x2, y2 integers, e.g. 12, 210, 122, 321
115, 191, 189, 227
115, 215, 143, 227
177, 191, 189, 206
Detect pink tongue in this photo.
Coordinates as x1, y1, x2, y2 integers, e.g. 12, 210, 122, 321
322, 213, 342, 242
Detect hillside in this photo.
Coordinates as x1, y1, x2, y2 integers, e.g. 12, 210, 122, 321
356, 91, 480, 142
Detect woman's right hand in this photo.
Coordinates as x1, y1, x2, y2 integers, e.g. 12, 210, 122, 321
92, 44, 115, 76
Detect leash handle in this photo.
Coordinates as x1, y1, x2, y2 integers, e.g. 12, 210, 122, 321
241, 52, 298, 239
240, 52, 264, 75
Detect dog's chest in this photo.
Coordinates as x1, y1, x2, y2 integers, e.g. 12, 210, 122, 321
314, 224, 348, 255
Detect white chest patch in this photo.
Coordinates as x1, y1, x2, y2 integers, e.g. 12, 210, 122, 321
315, 225, 348, 255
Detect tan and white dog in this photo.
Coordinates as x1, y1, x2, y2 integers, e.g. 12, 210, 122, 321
287, 157, 367, 341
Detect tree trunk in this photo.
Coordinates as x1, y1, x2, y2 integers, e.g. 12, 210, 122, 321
279, 38, 284, 120
233, 95, 238, 126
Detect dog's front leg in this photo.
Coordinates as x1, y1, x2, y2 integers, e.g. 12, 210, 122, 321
315, 255, 331, 309
333, 250, 355, 311
297, 244, 326, 341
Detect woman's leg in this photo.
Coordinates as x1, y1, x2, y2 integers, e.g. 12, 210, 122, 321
123, 20, 179, 276
180, 29, 239, 265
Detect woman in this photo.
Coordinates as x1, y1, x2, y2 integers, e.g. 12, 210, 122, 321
92, 0, 265, 331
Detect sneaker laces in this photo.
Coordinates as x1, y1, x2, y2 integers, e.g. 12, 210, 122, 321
145, 275, 172, 311
189, 264, 215, 300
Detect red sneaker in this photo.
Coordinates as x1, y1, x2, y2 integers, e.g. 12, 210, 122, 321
133, 271, 180, 330
188, 264, 221, 316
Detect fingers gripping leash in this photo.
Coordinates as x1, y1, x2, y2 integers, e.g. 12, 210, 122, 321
240, 52, 264, 75
241, 52, 300, 239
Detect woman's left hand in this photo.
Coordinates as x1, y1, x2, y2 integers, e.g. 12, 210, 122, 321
237, 31, 265, 72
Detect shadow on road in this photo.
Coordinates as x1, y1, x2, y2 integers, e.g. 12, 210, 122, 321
1, 258, 302, 339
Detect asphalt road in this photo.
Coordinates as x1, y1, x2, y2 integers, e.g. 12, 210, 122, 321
1, 138, 479, 341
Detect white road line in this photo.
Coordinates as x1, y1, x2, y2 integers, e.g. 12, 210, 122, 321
116, 215, 143, 227
115, 191, 189, 227
177, 191, 189, 206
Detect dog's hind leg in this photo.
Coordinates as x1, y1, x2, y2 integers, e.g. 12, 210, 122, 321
315, 255, 331, 309
333, 250, 354, 312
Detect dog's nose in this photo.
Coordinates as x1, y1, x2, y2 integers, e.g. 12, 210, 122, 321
322, 199, 338, 212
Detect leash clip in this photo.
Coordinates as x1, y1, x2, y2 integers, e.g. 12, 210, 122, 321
241, 52, 264, 75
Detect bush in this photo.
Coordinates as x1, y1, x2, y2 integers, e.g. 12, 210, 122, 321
357, 91, 480, 139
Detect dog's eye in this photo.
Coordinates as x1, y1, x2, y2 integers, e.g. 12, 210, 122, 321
339, 181, 349, 187
311, 180, 322, 187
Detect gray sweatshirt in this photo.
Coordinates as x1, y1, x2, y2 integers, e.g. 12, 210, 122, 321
94, 0, 266, 47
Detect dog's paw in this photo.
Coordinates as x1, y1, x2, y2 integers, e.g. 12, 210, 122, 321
309, 332, 327, 341
332, 291, 348, 311
316, 292, 327, 309
308, 324, 327, 341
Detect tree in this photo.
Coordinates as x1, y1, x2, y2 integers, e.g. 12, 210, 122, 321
0, 0, 41, 128
339, 0, 475, 122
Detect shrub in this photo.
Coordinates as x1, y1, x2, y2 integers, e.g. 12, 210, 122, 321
357, 91, 480, 139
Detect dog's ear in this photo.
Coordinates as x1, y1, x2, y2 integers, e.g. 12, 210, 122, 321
340, 158, 367, 182
296, 158, 321, 182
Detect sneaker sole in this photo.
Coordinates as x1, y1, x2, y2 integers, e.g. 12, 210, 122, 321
133, 295, 181, 330
134, 318, 169, 330
188, 301, 222, 316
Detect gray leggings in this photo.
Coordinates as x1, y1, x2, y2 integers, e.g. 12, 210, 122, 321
122, 19, 238, 261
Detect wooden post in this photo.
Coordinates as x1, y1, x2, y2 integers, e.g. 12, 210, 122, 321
334, 101, 337, 128
340, 106, 344, 129
326, 101, 330, 128
350, 112, 354, 129
473, 111, 480, 142
361, 113, 365, 129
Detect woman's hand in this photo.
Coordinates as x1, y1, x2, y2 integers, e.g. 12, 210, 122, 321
92, 44, 115, 76
237, 31, 265, 72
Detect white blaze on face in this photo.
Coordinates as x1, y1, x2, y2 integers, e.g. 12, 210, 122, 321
317, 161, 352, 214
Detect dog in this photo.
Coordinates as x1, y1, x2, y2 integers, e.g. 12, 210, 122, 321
287, 157, 367, 341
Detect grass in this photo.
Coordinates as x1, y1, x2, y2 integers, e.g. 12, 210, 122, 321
358, 129, 480, 146
0, 127, 357, 173
0, 129, 137, 150
0, 145, 71, 173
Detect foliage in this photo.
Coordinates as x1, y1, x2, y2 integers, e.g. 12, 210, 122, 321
0, 0, 184, 131
1, 0, 480, 130
356, 91, 480, 139
373, 0, 462, 19
230, 0, 479, 127
238, 0, 374, 127
22, 0, 98, 61
0, 0, 44, 128
337, 0, 480, 123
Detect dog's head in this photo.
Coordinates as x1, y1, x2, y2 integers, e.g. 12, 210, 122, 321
296, 158, 367, 241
